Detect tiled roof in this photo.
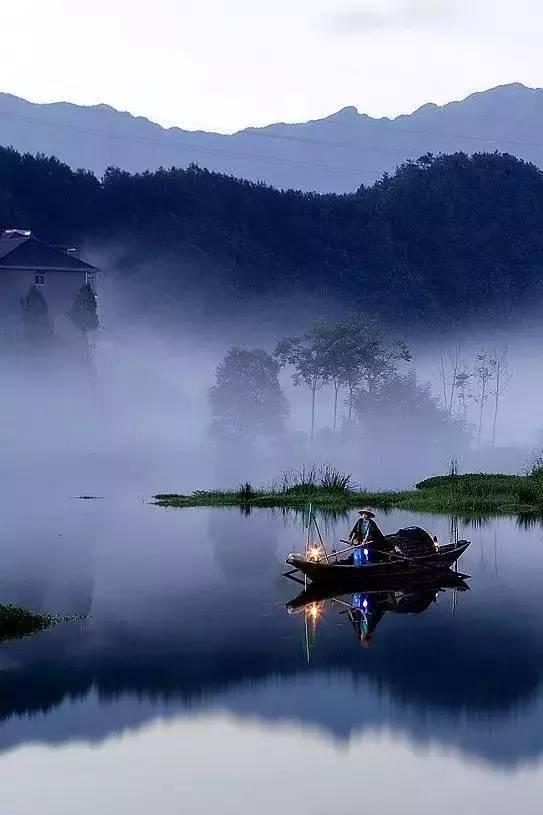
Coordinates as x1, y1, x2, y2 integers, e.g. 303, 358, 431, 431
0, 236, 29, 261
0, 235, 98, 272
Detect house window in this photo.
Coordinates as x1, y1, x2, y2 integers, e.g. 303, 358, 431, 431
34, 274, 45, 286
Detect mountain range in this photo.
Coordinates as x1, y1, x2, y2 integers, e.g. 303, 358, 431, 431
2, 83, 543, 193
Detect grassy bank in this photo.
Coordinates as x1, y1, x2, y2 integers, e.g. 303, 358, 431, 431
0, 604, 83, 643
155, 471, 543, 516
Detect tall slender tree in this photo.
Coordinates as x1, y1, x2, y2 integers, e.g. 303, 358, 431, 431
489, 347, 512, 447
439, 344, 462, 418
20, 285, 52, 343
360, 337, 411, 395
472, 351, 492, 448
275, 320, 335, 444
318, 314, 383, 423
454, 367, 471, 420
69, 283, 99, 334
308, 318, 362, 430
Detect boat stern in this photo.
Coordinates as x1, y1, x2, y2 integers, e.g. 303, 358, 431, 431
286, 553, 308, 569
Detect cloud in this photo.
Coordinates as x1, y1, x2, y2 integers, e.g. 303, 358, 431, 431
325, 0, 456, 35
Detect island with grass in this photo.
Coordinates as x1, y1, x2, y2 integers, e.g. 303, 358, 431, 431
0, 604, 85, 643
0, 604, 59, 642
155, 465, 543, 517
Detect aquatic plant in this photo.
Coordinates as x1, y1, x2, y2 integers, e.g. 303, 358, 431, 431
238, 482, 255, 499
516, 483, 542, 506
0, 604, 84, 643
523, 450, 543, 479
274, 464, 353, 495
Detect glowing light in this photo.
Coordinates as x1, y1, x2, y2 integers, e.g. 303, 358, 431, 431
362, 599, 368, 609
309, 546, 321, 561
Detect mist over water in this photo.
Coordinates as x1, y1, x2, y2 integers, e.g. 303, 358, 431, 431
2, 285, 542, 503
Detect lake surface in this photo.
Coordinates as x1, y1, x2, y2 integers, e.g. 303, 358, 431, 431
2, 499, 543, 814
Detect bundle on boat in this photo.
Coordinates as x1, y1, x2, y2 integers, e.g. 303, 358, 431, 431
389, 526, 438, 557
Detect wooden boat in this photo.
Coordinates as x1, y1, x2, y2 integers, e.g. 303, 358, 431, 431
285, 540, 471, 585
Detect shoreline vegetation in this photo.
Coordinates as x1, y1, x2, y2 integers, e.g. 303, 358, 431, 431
155, 466, 543, 517
0, 604, 84, 643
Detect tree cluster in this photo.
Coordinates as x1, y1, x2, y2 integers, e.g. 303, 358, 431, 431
209, 317, 467, 473
274, 316, 411, 440
439, 346, 512, 448
209, 347, 288, 439
19, 283, 98, 345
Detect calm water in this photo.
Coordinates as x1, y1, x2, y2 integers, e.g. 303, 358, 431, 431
2, 499, 543, 814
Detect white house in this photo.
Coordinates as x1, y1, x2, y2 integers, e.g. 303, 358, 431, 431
0, 229, 99, 336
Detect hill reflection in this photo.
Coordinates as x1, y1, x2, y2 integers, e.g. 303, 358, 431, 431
1, 504, 543, 768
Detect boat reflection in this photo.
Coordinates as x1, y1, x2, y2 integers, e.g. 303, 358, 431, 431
287, 572, 470, 649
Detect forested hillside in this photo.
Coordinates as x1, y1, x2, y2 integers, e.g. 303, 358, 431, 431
1, 146, 543, 327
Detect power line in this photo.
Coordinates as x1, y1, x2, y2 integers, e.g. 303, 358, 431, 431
0, 109, 389, 179
7, 103, 543, 154
239, 108, 543, 152
2, 102, 543, 184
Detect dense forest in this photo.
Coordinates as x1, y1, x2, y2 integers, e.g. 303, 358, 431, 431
1, 145, 543, 326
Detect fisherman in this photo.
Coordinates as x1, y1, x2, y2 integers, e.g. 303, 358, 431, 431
348, 508, 393, 564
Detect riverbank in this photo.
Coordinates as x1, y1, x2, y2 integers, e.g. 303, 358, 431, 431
0, 604, 58, 642
155, 472, 543, 516
0, 604, 85, 642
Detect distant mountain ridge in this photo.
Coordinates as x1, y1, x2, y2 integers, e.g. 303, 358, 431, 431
2, 83, 543, 192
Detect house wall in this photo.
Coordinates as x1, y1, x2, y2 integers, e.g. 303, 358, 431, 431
0, 270, 95, 335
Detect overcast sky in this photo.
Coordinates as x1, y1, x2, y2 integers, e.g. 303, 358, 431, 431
1, 0, 542, 132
